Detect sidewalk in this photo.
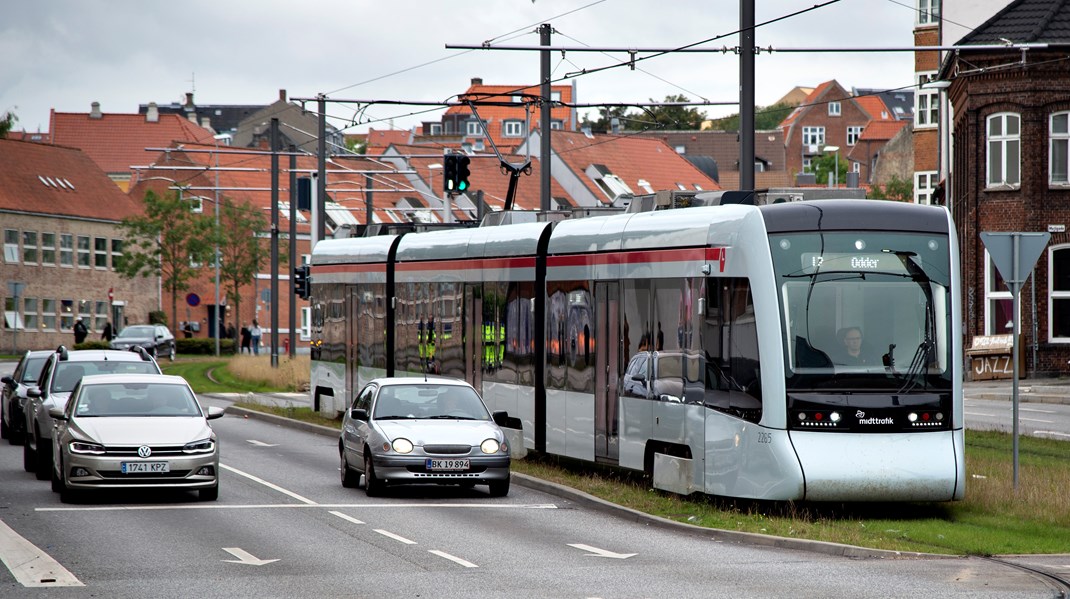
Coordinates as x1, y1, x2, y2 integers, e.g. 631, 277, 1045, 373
964, 377, 1070, 405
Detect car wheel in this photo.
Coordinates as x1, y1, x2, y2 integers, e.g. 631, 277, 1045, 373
363, 454, 382, 497
22, 433, 35, 473
198, 485, 219, 501
35, 433, 52, 481
51, 453, 63, 494
0, 406, 8, 440
488, 476, 510, 498
168, 344, 176, 362
340, 450, 359, 488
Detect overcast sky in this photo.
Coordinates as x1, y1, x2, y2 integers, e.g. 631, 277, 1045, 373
2, 0, 917, 135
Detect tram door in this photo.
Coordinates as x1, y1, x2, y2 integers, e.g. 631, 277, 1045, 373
464, 284, 482, 391
595, 281, 620, 462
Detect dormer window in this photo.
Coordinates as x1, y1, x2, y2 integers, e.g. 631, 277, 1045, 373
466, 120, 484, 137
503, 120, 524, 137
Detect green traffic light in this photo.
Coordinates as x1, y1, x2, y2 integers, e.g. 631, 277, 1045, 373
458, 181, 468, 191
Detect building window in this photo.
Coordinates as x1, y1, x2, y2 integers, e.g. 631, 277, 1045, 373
847, 126, 863, 146
918, 0, 940, 25
41, 232, 56, 265
828, 101, 841, 116
987, 112, 1021, 188
915, 73, 939, 129
915, 171, 938, 204
42, 299, 56, 330
111, 239, 123, 271
77, 236, 91, 267
503, 120, 524, 137
802, 157, 813, 172
1050, 111, 1070, 186
1050, 245, 1070, 342
551, 120, 563, 130
3, 229, 18, 263
23, 297, 38, 330
674, 145, 686, 154
551, 91, 562, 102
78, 300, 92, 326
465, 120, 483, 136
189, 196, 204, 214
985, 252, 1015, 335
60, 234, 73, 266
22, 231, 38, 264
802, 126, 825, 147
60, 299, 75, 331
94, 237, 108, 268
429, 123, 442, 135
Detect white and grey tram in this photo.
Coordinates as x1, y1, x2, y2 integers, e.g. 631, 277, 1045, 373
309, 199, 965, 501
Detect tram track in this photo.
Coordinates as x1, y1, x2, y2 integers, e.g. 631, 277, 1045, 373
982, 556, 1070, 598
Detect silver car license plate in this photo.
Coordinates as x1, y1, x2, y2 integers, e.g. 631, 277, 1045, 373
121, 462, 170, 474
426, 458, 469, 471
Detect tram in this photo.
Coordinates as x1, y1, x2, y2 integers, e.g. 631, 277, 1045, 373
309, 199, 965, 501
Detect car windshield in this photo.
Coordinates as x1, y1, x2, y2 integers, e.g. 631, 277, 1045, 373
51, 361, 160, 393
21, 356, 48, 383
117, 326, 155, 338
73, 383, 201, 417
373, 384, 490, 420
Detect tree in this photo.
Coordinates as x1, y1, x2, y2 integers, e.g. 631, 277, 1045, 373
117, 190, 214, 332
810, 152, 849, 186
213, 198, 272, 341
640, 94, 706, 130
0, 111, 17, 138
869, 174, 914, 202
705, 102, 795, 132
580, 105, 634, 134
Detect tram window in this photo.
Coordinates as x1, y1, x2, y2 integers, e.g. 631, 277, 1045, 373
621, 280, 652, 398
701, 277, 762, 421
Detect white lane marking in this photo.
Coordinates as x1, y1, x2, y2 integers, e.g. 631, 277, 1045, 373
567, 543, 637, 559
428, 549, 478, 568
329, 510, 365, 525
222, 547, 279, 566
220, 463, 317, 505
37, 502, 558, 512
247, 440, 279, 447
1020, 417, 1053, 424
1033, 430, 1070, 439
374, 529, 417, 545
964, 411, 994, 417
0, 518, 84, 587
1021, 407, 1056, 414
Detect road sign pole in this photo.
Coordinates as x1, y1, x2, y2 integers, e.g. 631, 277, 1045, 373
1011, 234, 1020, 489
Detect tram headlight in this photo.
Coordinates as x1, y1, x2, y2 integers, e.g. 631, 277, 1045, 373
797, 412, 807, 421
936, 412, 944, 421
908, 412, 918, 422
829, 411, 841, 423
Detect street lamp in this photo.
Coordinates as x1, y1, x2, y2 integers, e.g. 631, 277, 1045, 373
823, 145, 841, 188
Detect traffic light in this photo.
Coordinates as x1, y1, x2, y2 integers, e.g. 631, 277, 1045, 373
456, 155, 471, 192
443, 154, 458, 193
293, 264, 310, 300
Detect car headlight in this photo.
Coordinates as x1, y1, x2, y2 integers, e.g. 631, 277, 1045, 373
480, 439, 501, 454
391, 438, 413, 454
70, 441, 106, 455
183, 439, 215, 454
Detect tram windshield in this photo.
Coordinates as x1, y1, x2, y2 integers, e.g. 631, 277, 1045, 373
770, 230, 953, 391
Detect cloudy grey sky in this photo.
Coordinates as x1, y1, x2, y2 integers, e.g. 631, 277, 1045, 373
1, 0, 918, 135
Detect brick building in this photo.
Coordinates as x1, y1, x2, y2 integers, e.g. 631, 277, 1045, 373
941, 0, 1070, 376
0, 139, 158, 353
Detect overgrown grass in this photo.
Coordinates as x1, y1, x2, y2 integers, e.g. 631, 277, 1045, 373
161, 355, 309, 394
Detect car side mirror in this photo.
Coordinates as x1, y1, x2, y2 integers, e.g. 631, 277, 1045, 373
350, 408, 368, 421
48, 408, 67, 421
1, 375, 14, 388
206, 406, 225, 420
27, 387, 42, 398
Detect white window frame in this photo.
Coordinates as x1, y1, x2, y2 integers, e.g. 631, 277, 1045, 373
465, 120, 484, 136
42, 298, 57, 330
1050, 111, 1070, 187
984, 251, 1017, 335
914, 171, 938, 205
828, 101, 841, 117
802, 126, 825, 147
77, 235, 91, 268
94, 237, 108, 269
429, 123, 442, 135
1049, 244, 1070, 342
551, 120, 563, 130
802, 157, 813, 173
23, 297, 38, 330
60, 234, 73, 267
847, 126, 863, 146
3, 229, 18, 264
189, 196, 204, 214
915, 72, 939, 129
987, 112, 1021, 188
503, 120, 524, 137
22, 231, 38, 265
41, 232, 56, 266
917, 0, 940, 26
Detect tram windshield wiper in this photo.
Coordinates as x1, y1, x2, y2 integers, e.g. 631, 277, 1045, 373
883, 249, 938, 392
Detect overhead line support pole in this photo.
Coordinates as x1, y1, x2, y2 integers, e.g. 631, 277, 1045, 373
288, 144, 297, 359
540, 23, 552, 213
270, 118, 280, 369
740, 0, 755, 193
317, 94, 327, 245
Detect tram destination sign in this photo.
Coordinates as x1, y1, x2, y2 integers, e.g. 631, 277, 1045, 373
800, 252, 911, 275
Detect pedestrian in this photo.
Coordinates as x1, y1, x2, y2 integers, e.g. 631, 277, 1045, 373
73, 317, 89, 345
226, 323, 236, 343
101, 321, 114, 342
183, 321, 194, 338
240, 324, 251, 354
250, 320, 262, 355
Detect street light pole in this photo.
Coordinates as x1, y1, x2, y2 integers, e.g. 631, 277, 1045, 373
824, 145, 841, 188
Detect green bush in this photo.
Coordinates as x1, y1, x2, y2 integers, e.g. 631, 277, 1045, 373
148, 311, 168, 326
176, 338, 236, 355
74, 340, 111, 350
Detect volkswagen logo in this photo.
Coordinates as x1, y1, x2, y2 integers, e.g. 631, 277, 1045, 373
138, 445, 152, 458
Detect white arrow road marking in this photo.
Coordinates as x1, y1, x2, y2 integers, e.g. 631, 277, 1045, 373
329, 511, 364, 525
428, 550, 478, 568
0, 518, 83, 587
374, 529, 417, 545
222, 547, 279, 566
567, 543, 637, 559
220, 463, 317, 504
247, 439, 279, 447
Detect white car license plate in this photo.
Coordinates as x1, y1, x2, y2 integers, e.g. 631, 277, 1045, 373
426, 458, 469, 471
121, 462, 170, 474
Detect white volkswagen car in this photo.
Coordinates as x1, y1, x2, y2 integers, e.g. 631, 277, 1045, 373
49, 373, 223, 503
339, 377, 512, 497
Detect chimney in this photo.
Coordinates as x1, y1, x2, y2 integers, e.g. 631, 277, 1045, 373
471, 77, 483, 86
184, 92, 194, 110
146, 102, 159, 123
201, 117, 214, 133
90, 102, 102, 119
279, 89, 287, 102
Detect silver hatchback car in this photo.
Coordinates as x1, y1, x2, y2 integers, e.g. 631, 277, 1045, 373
49, 373, 223, 503
340, 377, 512, 497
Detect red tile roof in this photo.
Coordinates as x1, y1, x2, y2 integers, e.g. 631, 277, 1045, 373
0, 139, 143, 220
854, 95, 891, 121
446, 82, 574, 144
858, 119, 908, 141
364, 128, 414, 156
50, 109, 216, 177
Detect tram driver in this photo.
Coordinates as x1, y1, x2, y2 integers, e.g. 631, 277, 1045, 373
836, 326, 868, 365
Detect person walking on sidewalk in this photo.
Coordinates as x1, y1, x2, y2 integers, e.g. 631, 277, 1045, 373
240, 324, 251, 354
250, 320, 262, 355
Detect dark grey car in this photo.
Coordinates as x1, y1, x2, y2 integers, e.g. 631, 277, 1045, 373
109, 325, 176, 361
1, 349, 52, 445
